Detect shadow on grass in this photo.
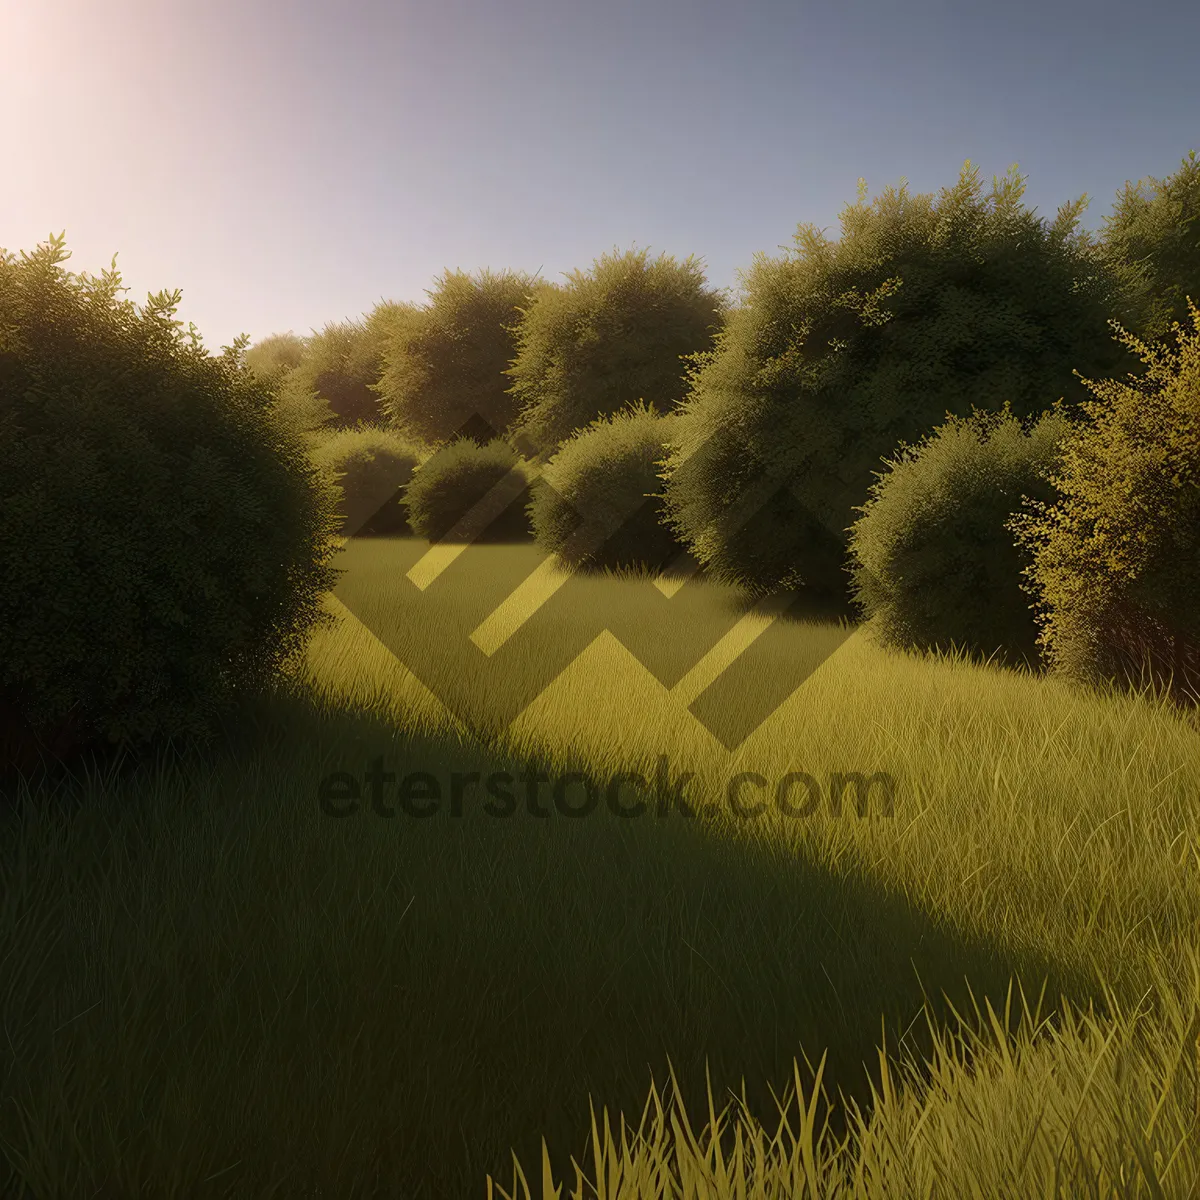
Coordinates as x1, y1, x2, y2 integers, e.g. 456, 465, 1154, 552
722, 584, 858, 626
332, 536, 866, 750
0, 682, 1103, 1199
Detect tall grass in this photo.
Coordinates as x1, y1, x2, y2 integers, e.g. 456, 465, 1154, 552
316, 539, 1200, 1002
498, 971, 1200, 1197
3, 535, 1198, 1196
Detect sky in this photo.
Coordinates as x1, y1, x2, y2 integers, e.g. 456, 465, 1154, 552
4, 0, 1199, 351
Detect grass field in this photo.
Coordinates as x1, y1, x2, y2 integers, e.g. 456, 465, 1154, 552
3, 535, 1200, 1196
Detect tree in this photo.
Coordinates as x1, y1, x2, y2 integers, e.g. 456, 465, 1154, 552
376, 269, 536, 445
530, 403, 683, 570
310, 426, 425, 536
1014, 304, 1200, 704
404, 439, 533, 543
0, 236, 338, 770
506, 247, 727, 452
662, 162, 1137, 599
279, 301, 418, 430
849, 406, 1068, 665
244, 331, 305, 386
1098, 149, 1200, 345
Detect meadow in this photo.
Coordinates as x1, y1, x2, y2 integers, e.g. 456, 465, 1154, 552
4, 534, 1199, 1197
5, 162, 1199, 1193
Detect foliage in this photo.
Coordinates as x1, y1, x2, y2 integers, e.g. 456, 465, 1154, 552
404, 438, 533, 543
310, 426, 426, 536
244, 331, 305, 386
506, 246, 727, 451
0, 235, 339, 769
277, 301, 418, 431
1097, 149, 1200, 344
248, 332, 317, 435
849, 406, 1069, 665
530, 403, 684, 570
376, 268, 537, 445
1015, 303, 1200, 702
661, 162, 1136, 599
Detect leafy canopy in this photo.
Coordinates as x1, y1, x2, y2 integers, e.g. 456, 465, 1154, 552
1098, 149, 1200, 345
850, 406, 1069, 665
376, 268, 538, 446
0, 234, 339, 765
531, 403, 683, 571
404, 439, 533, 544
244, 331, 305, 385
277, 301, 418, 431
1015, 303, 1200, 702
310, 426, 425, 536
507, 246, 727, 452
663, 161, 1136, 598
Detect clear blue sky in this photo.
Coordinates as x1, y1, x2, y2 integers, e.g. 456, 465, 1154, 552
6, 0, 1198, 350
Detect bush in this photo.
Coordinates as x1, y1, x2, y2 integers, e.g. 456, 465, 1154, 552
0, 236, 339, 770
1015, 303, 1200, 702
310, 427, 425, 536
506, 247, 727, 451
530, 403, 684, 570
244, 331, 305, 387
376, 269, 537, 445
848, 407, 1069, 665
278, 302, 418, 430
662, 162, 1136, 600
404, 439, 533, 543
1098, 149, 1200, 345
247, 332, 322, 436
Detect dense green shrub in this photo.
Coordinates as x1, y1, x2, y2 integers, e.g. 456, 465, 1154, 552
530, 404, 683, 570
310, 426, 425, 536
278, 302, 417, 430
848, 407, 1069, 665
506, 247, 727, 451
1015, 304, 1200, 702
244, 331, 305, 386
247, 332, 322, 435
376, 269, 537, 445
404, 439, 533, 543
1098, 149, 1200, 345
662, 162, 1136, 599
0, 237, 339, 770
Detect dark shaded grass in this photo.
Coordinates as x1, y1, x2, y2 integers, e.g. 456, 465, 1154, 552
0, 683, 1092, 1199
